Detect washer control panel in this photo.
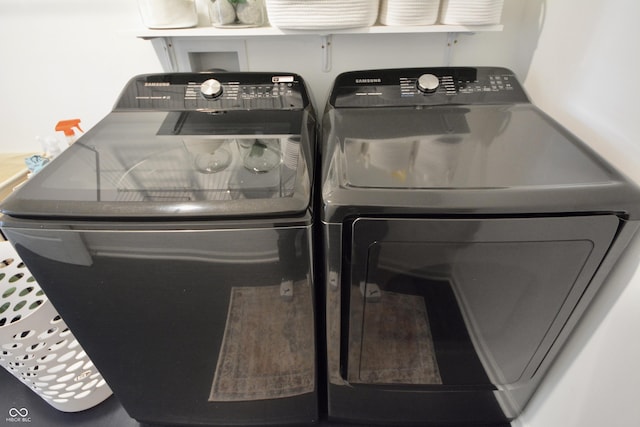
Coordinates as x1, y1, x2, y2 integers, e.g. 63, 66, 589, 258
115, 73, 308, 111
330, 67, 529, 107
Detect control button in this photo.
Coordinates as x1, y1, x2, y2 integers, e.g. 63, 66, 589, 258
200, 79, 223, 99
417, 74, 440, 93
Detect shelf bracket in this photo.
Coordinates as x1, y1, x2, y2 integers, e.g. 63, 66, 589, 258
444, 32, 457, 66
321, 35, 332, 73
150, 37, 179, 72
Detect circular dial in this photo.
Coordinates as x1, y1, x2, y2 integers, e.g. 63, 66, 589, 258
417, 74, 440, 93
200, 79, 223, 99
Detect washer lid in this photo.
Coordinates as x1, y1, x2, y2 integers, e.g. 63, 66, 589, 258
340, 105, 619, 189
1, 110, 313, 219
323, 104, 640, 218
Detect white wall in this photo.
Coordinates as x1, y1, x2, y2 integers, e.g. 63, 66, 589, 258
0, 0, 162, 153
517, 1, 640, 426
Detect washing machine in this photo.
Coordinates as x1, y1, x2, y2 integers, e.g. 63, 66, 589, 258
320, 66, 640, 425
0, 72, 318, 426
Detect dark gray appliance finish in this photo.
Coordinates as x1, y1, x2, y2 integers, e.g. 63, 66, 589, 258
320, 66, 640, 425
1, 72, 318, 426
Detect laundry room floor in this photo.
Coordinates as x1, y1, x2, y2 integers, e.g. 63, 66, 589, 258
1, 366, 515, 426
0, 367, 369, 427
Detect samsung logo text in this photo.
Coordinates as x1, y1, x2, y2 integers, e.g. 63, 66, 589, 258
355, 78, 381, 84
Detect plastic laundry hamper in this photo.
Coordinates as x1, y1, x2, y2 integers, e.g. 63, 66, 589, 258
0, 241, 112, 412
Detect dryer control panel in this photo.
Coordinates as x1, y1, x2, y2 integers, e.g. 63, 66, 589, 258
330, 67, 529, 107
114, 72, 308, 111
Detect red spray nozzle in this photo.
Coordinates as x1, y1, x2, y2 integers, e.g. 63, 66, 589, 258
55, 119, 84, 137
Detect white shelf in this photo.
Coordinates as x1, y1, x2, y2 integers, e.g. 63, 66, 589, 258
135, 23, 503, 39
134, 23, 503, 73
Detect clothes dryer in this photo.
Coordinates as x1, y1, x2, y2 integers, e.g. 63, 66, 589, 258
320, 66, 640, 425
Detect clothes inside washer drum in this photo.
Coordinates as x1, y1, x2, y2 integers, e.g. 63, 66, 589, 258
209, 280, 315, 401
349, 291, 442, 385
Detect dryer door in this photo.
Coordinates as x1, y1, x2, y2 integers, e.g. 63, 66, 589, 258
344, 215, 618, 388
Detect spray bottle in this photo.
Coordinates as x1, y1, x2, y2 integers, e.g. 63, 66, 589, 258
55, 119, 84, 145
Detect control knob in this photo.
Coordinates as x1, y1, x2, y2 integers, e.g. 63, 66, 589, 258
417, 74, 440, 93
200, 79, 223, 99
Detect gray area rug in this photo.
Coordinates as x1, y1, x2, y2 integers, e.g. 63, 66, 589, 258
350, 290, 442, 385
209, 280, 315, 401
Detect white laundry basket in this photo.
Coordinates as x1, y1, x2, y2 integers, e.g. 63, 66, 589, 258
0, 241, 112, 412
265, 0, 379, 30
379, 0, 441, 26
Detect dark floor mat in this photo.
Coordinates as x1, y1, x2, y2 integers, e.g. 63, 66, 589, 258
349, 290, 442, 385
209, 279, 315, 401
